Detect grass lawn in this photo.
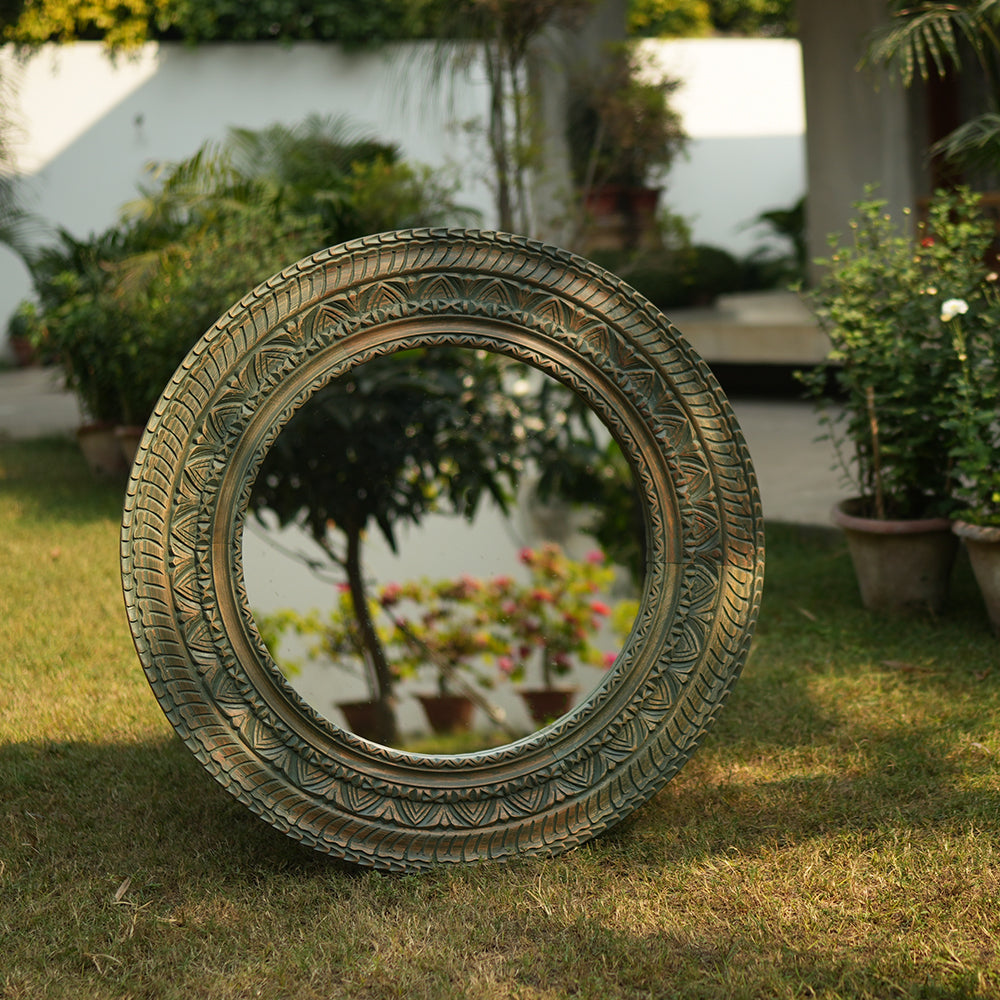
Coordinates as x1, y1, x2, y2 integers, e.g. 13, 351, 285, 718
2, 435, 999, 1000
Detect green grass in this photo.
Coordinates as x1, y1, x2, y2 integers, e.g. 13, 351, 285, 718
2, 435, 999, 1000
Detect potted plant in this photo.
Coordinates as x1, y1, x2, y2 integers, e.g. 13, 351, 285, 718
567, 44, 687, 251
493, 544, 617, 725
258, 595, 396, 743
377, 577, 504, 735
803, 187, 995, 613
943, 289, 1000, 636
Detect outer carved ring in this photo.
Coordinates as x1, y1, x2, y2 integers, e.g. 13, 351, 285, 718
120, 229, 764, 871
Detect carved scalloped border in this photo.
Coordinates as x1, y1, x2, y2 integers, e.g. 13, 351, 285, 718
121, 229, 763, 870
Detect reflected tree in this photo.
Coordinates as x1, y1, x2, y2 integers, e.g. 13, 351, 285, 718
251, 348, 550, 744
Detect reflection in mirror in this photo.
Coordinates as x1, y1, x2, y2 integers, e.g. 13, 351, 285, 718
242, 346, 644, 753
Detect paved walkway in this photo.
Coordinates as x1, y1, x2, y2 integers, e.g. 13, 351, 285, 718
0, 365, 841, 526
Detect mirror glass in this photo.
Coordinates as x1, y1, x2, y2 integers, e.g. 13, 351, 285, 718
242, 346, 644, 753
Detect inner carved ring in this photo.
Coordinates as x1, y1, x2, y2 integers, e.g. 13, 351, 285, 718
224, 320, 682, 772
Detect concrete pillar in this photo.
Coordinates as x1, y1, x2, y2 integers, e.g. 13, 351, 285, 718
798, 0, 919, 274
528, 0, 627, 246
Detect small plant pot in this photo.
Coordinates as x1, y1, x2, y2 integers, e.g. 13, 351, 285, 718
336, 699, 384, 742
114, 425, 145, 467
519, 686, 578, 727
831, 498, 958, 614
77, 422, 129, 478
9, 335, 37, 367
416, 693, 475, 734
953, 520, 1000, 638
581, 185, 662, 252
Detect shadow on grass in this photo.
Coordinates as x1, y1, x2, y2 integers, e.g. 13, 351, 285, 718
3, 524, 996, 880
0, 436, 126, 526
1, 734, 338, 882
3, 707, 996, 885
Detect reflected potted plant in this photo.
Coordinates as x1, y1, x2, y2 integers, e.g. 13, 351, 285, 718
258, 594, 392, 742
567, 44, 687, 251
494, 544, 617, 725
803, 187, 995, 613
943, 292, 1000, 636
377, 577, 503, 735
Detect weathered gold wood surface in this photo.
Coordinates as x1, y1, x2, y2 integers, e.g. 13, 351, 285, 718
120, 230, 764, 871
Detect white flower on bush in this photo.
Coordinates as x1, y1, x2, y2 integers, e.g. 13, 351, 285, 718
941, 298, 969, 322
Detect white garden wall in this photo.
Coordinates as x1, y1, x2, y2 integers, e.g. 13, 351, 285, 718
0, 37, 806, 360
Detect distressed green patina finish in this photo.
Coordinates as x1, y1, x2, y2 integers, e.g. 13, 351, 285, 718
120, 230, 764, 871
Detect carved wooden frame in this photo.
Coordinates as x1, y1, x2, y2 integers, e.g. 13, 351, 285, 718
120, 230, 764, 871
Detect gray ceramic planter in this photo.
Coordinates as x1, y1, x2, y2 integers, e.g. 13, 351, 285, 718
832, 498, 958, 614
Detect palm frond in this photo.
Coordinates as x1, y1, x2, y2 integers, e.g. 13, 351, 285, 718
866, 5, 968, 85
972, 0, 1000, 55
930, 110, 1000, 168
224, 114, 396, 185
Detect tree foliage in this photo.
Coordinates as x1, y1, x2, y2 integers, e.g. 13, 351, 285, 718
627, 0, 795, 37
1, 0, 451, 50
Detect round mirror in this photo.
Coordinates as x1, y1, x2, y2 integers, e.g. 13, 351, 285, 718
121, 229, 763, 871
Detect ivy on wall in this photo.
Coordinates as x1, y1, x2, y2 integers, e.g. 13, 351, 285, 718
0, 0, 452, 50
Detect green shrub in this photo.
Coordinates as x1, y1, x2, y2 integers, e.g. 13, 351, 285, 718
628, 0, 712, 38
21, 116, 476, 424
590, 242, 748, 311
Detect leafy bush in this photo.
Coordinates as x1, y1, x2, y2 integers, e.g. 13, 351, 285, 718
946, 298, 1000, 526
21, 116, 475, 424
628, 0, 712, 38
589, 242, 749, 310
802, 187, 996, 520
704, 0, 796, 37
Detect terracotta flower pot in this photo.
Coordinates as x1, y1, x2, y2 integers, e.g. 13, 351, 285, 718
831, 498, 958, 614
76, 422, 129, 478
580, 185, 661, 252
114, 424, 145, 467
337, 700, 384, 742
416, 693, 475, 734
519, 686, 578, 727
953, 520, 1000, 638
9, 335, 37, 367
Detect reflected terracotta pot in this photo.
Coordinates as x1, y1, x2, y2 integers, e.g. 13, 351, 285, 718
416, 694, 475, 734
337, 700, 383, 741
519, 687, 578, 726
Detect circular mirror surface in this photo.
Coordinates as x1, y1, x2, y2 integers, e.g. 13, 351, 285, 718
241, 349, 645, 752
